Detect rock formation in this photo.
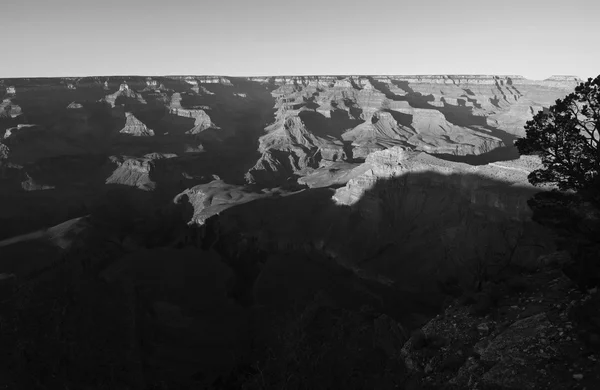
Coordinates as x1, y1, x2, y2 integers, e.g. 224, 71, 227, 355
66, 102, 83, 109
119, 112, 155, 136
168, 92, 218, 135
0, 98, 22, 118
105, 153, 179, 191
175, 179, 272, 225
185, 110, 218, 135
244, 75, 576, 186
332, 146, 546, 219
3, 124, 39, 142
102, 83, 147, 108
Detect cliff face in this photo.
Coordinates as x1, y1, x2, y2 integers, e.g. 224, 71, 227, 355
333, 146, 544, 221
241, 75, 576, 185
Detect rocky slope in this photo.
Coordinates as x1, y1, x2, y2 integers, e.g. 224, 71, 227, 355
399, 256, 600, 390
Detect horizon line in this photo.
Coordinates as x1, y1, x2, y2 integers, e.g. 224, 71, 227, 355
0, 73, 587, 82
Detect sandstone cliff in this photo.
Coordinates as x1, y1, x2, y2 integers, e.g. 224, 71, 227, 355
119, 112, 155, 136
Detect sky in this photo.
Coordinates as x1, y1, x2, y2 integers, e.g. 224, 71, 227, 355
2, 0, 599, 79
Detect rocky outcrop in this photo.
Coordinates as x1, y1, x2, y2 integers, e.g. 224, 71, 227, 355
174, 180, 272, 225
106, 155, 155, 190
119, 112, 155, 136
245, 111, 324, 185
3, 124, 39, 143
0, 98, 22, 118
185, 110, 218, 135
105, 153, 179, 191
102, 84, 147, 108
168, 92, 218, 135
400, 261, 600, 389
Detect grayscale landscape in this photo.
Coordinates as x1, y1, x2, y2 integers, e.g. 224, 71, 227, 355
2, 0, 600, 389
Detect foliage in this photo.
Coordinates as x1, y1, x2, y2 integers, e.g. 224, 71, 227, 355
527, 190, 600, 289
516, 76, 600, 288
515, 75, 600, 200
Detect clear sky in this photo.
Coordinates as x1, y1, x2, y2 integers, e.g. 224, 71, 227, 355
2, 0, 598, 79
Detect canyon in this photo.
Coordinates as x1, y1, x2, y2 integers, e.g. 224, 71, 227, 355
0, 74, 588, 389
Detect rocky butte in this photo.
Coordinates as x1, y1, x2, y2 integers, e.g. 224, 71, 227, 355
0, 74, 597, 389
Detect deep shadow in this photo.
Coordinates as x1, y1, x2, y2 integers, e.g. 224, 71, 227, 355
0, 160, 556, 388
299, 109, 362, 140
199, 168, 547, 327
430, 144, 520, 165
384, 109, 415, 130
439, 97, 487, 127
461, 94, 483, 109
494, 78, 510, 103
389, 80, 416, 94
368, 77, 435, 109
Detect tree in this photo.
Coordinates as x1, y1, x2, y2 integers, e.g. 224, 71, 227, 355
515, 75, 600, 201
516, 76, 600, 289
